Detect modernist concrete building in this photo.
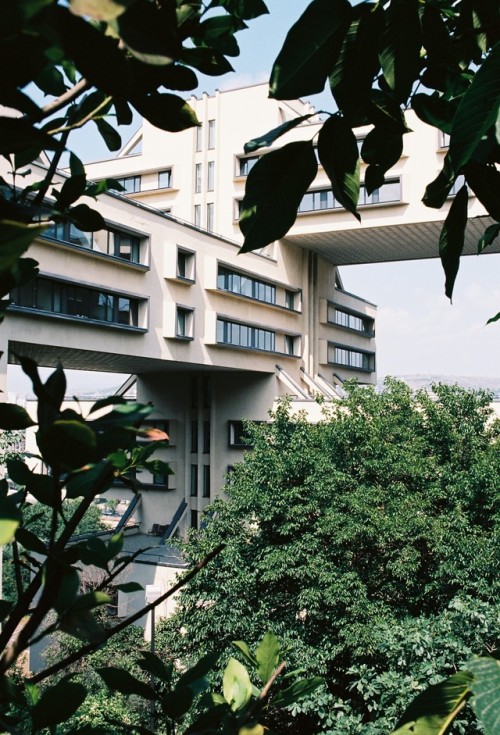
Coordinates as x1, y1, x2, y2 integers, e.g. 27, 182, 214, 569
3, 83, 497, 545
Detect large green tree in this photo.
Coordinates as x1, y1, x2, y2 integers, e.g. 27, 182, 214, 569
239, 0, 500, 314
157, 381, 500, 733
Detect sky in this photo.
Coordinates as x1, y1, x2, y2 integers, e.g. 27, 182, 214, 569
8, 1, 500, 393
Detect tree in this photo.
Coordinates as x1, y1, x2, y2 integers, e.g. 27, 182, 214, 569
157, 381, 500, 733
238, 0, 500, 316
0, 0, 269, 320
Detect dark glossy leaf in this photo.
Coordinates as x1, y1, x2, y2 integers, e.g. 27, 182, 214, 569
0, 599, 13, 622
15, 527, 47, 555
60, 608, 106, 643
439, 185, 469, 301
270, 0, 352, 99
117, 0, 179, 64
14, 147, 42, 170
272, 676, 323, 709
392, 670, 472, 735
66, 462, 114, 500
412, 94, 456, 134
364, 164, 385, 195
85, 178, 125, 198
449, 42, 500, 173
361, 126, 403, 181
106, 532, 124, 560
211, 0, 268, 20
138, 652, 173, 682
423, 154, 455, 209
178, 652, 220, 690
0, 404, 35, 430
143, 459, 173, 477
368, 89, 410, 133
0, 117, 58, 154
39, 420, 97, 471
116, 581, 144, 593
244, 114, 316, 154
132, 93, 199, 132
32, 680, 87, 731
54, 568, 80, 613
469, 657, 500, 735
421, 3, 460, 82
6, 458, 32, 486
478, 223, 500, 254
44, 364, 66, 410
54, 175, 87, 210
114, 97, 133, 126
239, 141, 317, 252
379, 0, 421, 103
0, 496, 22, 545
486, 312, 500, 325
161, 686, 194, 718
26, 474, 57, 507
89, 395, 129, 414
329, 4, 384, 126
98, 667, 157, 699
94, 118, 122, 151
68, 90, 111, 128
70, 152, 85, 178
181, 47, 233, 76
463, 161, 500, 220
68, 203, 106, 232
318, 115, 360, 220
34, 64, 67, 97
255, 632, 280, 685
0, 221, 47, 275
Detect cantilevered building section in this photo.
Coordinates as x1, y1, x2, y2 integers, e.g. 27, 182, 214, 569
7, 81, 497, 537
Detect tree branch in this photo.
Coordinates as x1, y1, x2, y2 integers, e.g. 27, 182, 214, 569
30, 78, 91, 123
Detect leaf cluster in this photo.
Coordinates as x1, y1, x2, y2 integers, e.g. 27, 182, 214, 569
239, 0, 500, 303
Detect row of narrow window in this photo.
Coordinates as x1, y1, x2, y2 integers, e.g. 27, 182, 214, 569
195, 161, 215, 192
330, 345, 375, 371
190, 464, 211, 498
44, 222, 142, 263
10, 277, 140, 328
116, 169, 172, 194
331, 307, 374, 336
217, 317, 275, 352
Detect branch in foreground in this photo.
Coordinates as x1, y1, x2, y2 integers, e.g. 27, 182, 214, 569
29, 543, 225, 684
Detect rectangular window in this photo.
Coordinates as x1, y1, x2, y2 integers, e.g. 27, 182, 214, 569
195, 163, 202, 193
158, 169, 172, 189
202, 465, 210, 498
228, 421, 252, 448
238, 156, 259, 176
116, 175, 141, 194
194, 204, 201, 227
285, 335, 298, 355
298, 179, 401, 213
217, 318, 276, 352
203, 421, 210, 454
285, 290, 296, 310
44, 222, 144, 264
217, 266, 276, 305
208, 119, 215, 149
153, 472, 168, 486
191, 420, 198, 453
10, 277, 141, 328
190, 465, 198, 497
207, 202, 214, 232
196, 124, 203, 152
449, 174, 466, 197
176, 306, 194, 338
329, 344, 375, 372
110, 231, 141, 263
190, 509, 198, 529
177, 248, 195, 281
207, 161, 215, 191
332, 307, 374, 336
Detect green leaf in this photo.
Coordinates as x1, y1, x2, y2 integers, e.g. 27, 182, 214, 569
0, 497, 22, 545
89, 395, 129, 414
65, 461, 113, 500
60, 608, 106, 643
0, 600, 13, 622
272, 676, 323, 709
34, 64, 67, 97
469, 657, 500, 735
486, 312, 500, 325
449, 42, 500, 173
71, 591, 111, 612
392, 670, 472, 735
116, 0, 178, 65
27, 474, 57, 507
54, 175, 87, 210
0, 221, 47, 276
212, 0, 268, 21
423, 154, 455, 209
161, 687, 194, 719
138, 652, 173, 683
255, 632, 280, 686
106, 532, 124, 560
317, 115, 360, 220
70, 152, 85, 178
98, 667, 157, 699
0, 117, 58, 154
270, 0, 352, 99
39, 420, 97, 471
463, 161, 500, 220
222, 657, 253, 711
94, 117, 122, 151
44, 364, 66, 410
478, 223, 500, 254
108, 449, 129, 470
361, 125, 404, 175
180, 47, 233, 76
68, 203, 105, 232
439, 185, 469, 301
132, 94, 199, 132
6, 458, 32, 486
116, 581, 144, 593
411, 94, 456, 134
232, 640, 258, 669
32, 679, 87, 731
239, 141, 317, 252
178, 652, 220, 691
244, 114, 316, 154
0, 404, 35, 430
54, 567, 80, 613
15, 527, 47, 555
379, 0, 421, 103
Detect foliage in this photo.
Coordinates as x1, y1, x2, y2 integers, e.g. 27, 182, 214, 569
156, 381, 500, 733
0, 0, 268, 321
239, 0, 500, 303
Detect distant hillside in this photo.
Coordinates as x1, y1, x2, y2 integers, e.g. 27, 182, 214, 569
378, 375, 500, 400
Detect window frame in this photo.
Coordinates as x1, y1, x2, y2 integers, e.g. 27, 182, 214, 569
176, 305, 194, 339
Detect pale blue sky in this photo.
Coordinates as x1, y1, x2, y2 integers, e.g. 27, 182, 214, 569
9, 1, 499, 393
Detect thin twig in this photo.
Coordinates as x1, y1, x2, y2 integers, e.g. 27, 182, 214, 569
259, 661, 286, 702
47, 95, 112, 135
30, 78, 91, 123
32, 128, 70, 207
29, 544, 224, 684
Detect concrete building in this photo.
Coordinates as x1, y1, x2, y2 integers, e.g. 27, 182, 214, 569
4, 82, 497, 544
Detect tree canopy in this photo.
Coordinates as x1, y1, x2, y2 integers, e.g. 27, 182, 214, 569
239, 0, 500, 314
157, 381, 500, 733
